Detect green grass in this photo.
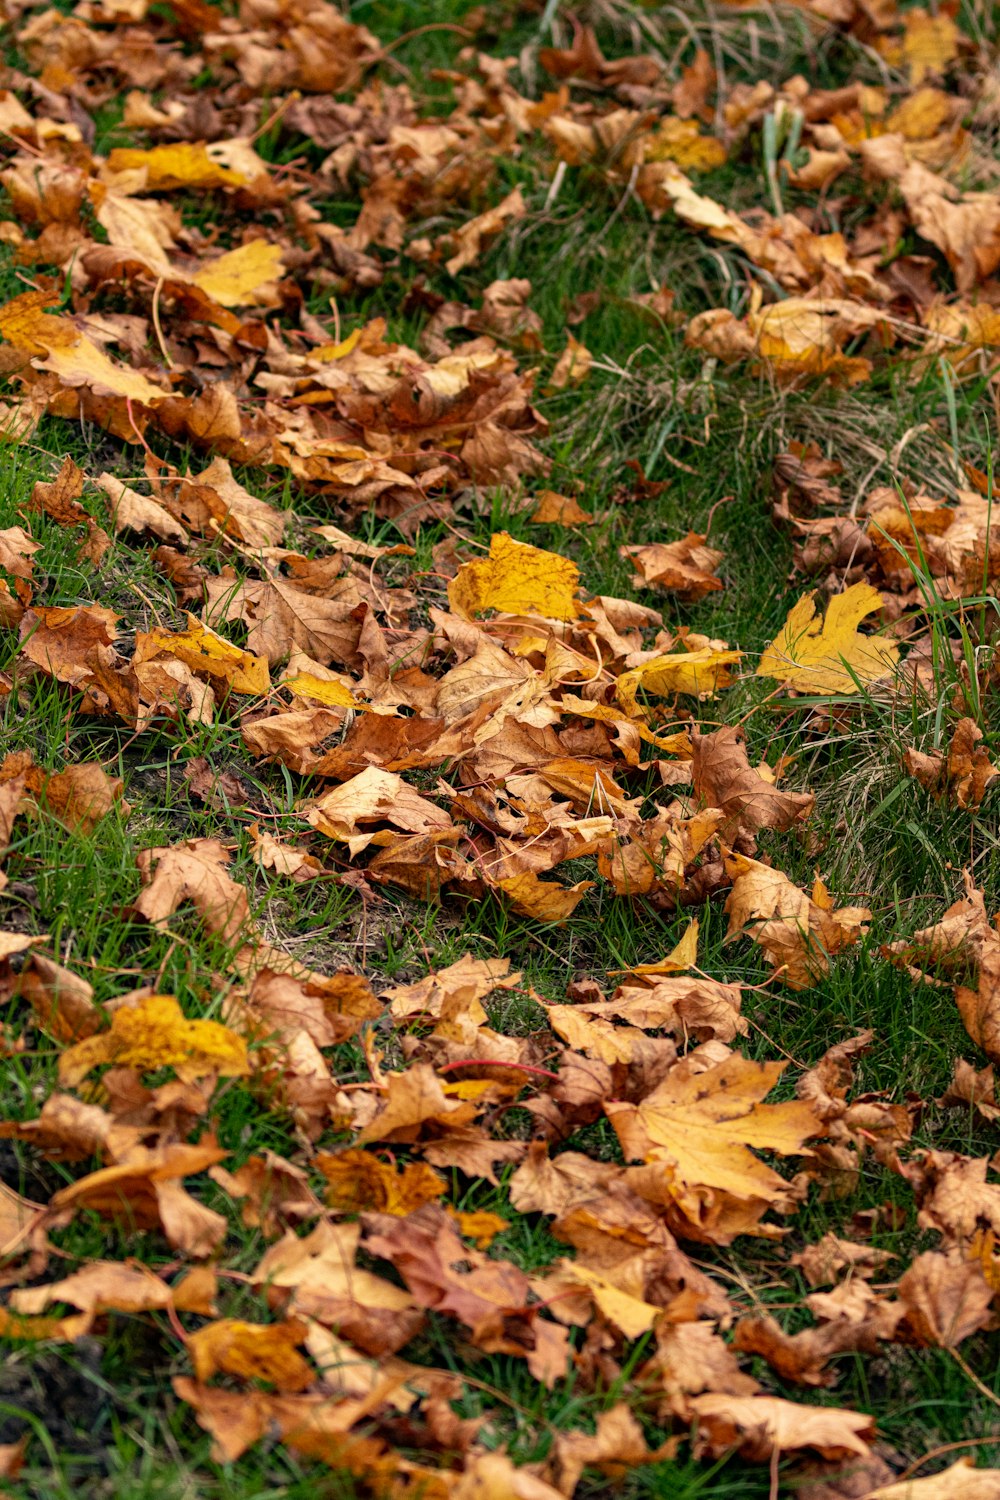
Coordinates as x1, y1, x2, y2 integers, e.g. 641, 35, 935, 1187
1, 0, 1000, 1493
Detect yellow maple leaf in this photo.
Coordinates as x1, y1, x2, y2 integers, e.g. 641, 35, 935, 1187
315, 1148, 445, 1216
192, 241, 285, 308
756, 582, 898, 694
136, 616, 269, 695
59, 995, 248, 1085
496, 870, 594, 921
0, 290, 169, 403
617, 648, 743, 705
39, 335, 170, 405
558, 1263, 662, 1339
902, 8, 960, 84
282, 670, 357, 707
449, 533, 581, 621
106, 142, 247, 190
0, 287, 76, 355
606, 1053, 820, 1218
188, 1318, 313, 1392
447, 1207, 508, 1247
647, 117, 727, 173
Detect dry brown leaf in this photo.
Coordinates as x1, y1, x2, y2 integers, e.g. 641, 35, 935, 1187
691, 1392, 875, 1461
692, 726, 814, 836
725, 852, 870, 989
620, 533, 723, 601
133, 839, 255, 946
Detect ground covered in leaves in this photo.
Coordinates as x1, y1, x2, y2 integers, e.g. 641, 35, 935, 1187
1, 0, 1000, 1495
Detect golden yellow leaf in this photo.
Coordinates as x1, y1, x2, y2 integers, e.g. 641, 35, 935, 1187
886, 86, 955, 141
40, 334, 169, 405
449, 533, 581, 621
648, 117, 727, 172
188, 1318, 314, 1392
192, 241, 285, 308
59, 994, 248, 1086
901, 8, 960, 84
282, 671, 357, 707
447, 1208, 508, 1248
560, 1263, 663, 1339
869, 1460, 1000, 1500
311, 325, 364, 362
606, 1053, 820, 1213
135, 616, 269, 695
615, 919, 699, 979
315, 1149, 445, 1216
617, 648, 742, 705
496, 870, 594, 921
756, 583, 898, 694
106, 142, 247, 190
0, 287, 76, 354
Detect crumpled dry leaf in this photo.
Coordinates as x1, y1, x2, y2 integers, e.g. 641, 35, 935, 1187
725, 852, 871, 989
133, 839, 255, 946
904, 718, 998, 809
692, 726, 814, 836
620, 532, 723, 601
691, 1392, 875, 1461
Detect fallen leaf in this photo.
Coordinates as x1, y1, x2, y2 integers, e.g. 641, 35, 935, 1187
757, 583, 899, 694
605, 1052, 821, 1238
59, 994, 248, 1087
621, 533, 724, 600
449, 533, 581, 621
691, 1392, 875, 1461
133, 839, 255, 946
188, 1318, 314, 1392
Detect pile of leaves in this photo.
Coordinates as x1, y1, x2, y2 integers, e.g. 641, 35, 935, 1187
0, 0, 1000, 1493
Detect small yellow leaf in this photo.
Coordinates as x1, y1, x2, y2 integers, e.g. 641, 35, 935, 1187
615, 919, 699, 979
902, 8, 960, 84
106, 142, 247, 190
756, 582, 899, 694
617, 649, 742, 705
448, 1208, 508, 1247
59, 995, 248, 1086
648, 117, 727, 173
449, 532, 581, 621
315, 1148, 445, 1216
188, 1318, 313, 1392
496, 870, 594, 921
136, 616, 269, 695
562, 1264, 662, 1339
192, 241, 285, 308
282, 671, 356, 707
311, 326, 364, 363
